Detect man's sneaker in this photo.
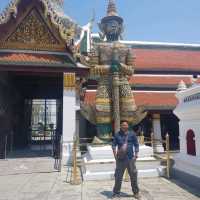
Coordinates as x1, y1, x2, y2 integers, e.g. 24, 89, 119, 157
111, 192, 120, 198
133, 192, 141, 199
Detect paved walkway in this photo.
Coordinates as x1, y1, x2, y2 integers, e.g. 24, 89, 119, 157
0, 157, 199, 200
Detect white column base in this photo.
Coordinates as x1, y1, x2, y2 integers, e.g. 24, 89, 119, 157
152, 114, 164, 153
62, 142, 73, 165
154, 143, 165, 153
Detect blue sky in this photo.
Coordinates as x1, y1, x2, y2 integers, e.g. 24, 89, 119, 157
0, 0, 200, 43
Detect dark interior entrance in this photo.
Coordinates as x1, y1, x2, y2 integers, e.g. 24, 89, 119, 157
0, 71, 63, 158
160, 113, 180, 150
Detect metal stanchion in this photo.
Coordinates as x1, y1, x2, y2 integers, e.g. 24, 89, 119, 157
166, 133, 170, 179
71, 136, 80, 185
58, 135, 63, 172
51, 129, 54, 157
10, 131, 13, 153
151, 132, 154, 150
141, 131, 144, 145
4, 135, 7, 159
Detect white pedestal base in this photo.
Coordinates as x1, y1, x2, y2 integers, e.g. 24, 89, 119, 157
82, 144, 165, 180
85, 144, 154, 160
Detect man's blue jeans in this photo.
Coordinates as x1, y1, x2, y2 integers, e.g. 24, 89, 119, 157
113, 157, 139, 194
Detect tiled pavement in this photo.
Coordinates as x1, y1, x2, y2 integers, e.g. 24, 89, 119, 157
0, 157, 199, 200
81, 178, 200, 200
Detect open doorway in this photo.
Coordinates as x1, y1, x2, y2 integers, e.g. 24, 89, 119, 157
0, 71, 63, 159
27, 99, 60, 156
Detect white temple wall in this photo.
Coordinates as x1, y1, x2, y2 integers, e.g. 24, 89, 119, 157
173, 84, 200, 179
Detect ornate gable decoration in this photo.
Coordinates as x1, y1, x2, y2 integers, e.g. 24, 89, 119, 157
7, 9, 59, 45
0, 0, 82, 46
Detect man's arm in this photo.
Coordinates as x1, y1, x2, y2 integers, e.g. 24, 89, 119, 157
112, 135, 118, 160
133, 133, 139, 159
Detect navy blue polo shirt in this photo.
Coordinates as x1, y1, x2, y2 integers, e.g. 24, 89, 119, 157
112, 130, 139, 160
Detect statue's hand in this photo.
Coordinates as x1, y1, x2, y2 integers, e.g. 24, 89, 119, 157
120, 63, 134, 76
111, 63, 121, 73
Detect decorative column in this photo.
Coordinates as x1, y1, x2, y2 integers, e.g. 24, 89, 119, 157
152, 114, 164, 153
112, 72, 120, 133
62, 73, 76, 164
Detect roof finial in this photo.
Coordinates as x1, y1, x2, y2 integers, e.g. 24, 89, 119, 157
107, 0, 118, 16
177, 80, 187, 91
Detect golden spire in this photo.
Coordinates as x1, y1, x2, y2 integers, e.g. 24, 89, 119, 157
107, 0, 118, 16
53, 0, 64, 8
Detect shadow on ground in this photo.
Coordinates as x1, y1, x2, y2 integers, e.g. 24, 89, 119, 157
170, 178, 200, 198
101, 191, 132, 199
100, 189, 153, 199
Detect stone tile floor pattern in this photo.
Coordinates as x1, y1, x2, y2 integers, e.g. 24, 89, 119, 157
0, 157, 199, 200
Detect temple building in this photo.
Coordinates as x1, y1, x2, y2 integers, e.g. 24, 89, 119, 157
0, 0, 200, 161
0, 0, 88, 161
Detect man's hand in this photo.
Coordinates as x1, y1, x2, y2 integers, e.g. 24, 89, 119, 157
113, 149, 117, 161
134, 153, 138, 160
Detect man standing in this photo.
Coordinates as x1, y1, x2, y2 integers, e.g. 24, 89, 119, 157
112, 120, 140, 199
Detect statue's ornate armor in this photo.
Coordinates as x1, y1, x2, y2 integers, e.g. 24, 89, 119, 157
81, 42, 145, 139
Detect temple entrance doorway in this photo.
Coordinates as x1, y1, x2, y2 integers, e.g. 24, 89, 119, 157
160, 113, 180, 150
0, 71, 63, 161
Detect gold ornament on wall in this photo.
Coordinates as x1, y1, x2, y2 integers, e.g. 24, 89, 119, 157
64, 73, 76, 90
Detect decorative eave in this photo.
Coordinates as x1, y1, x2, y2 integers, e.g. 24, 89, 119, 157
0, 0, 83, 44
0, 50, 89, 75
0, 51, 76, 67
0, 42, 66, 52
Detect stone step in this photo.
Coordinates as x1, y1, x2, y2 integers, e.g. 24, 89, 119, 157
83, 157, 162, 172
85, 145, 154, 160
83, 166, 166, 181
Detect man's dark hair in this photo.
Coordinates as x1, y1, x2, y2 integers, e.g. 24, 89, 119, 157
120, 120, 129, 125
